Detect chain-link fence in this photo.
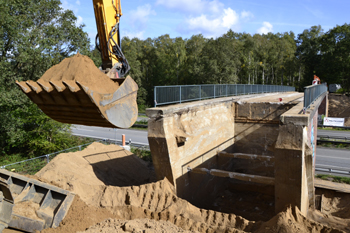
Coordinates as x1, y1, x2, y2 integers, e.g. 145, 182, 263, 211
154, 84, 295, 107
1, 139, 149, 175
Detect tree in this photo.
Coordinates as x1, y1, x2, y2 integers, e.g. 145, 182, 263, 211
0, 0, 92, 157
319, 24, 350, 91
296, 25, 324, 87
122, 37, 148, 109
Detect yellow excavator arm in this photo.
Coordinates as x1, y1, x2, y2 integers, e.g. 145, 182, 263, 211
93, 0, 130, 78
16, 0, 138, 129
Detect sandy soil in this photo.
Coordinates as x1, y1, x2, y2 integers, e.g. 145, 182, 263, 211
328, 94, 350, 126
28, 142, 350, 233
78, 218, 194, 233
38, 53, 119, 93
5, 142, 349, 232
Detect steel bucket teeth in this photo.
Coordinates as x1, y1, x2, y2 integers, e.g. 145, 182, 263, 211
0, 169, 75, 232
16, 76, 138, 128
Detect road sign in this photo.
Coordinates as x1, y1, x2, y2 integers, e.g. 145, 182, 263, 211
323, 117, 345, 127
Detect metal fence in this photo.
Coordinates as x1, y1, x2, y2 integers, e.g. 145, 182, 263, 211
154, 84, 295, 107
303, 84, 328, 110
0, 139, 149, 174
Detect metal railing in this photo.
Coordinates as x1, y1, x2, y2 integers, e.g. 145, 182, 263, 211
154, 84, 295, 107
316, 165, 350, 176
0, 139, 149, 174
303, 84, 328, 110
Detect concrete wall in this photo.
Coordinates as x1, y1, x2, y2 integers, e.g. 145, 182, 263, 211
147, 92, 327, 215
276, 92, 327, 214
147, 97, 236, 207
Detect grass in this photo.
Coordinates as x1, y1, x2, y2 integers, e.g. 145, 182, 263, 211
0, 139, 153, 175
316, 174, 350, 185
135, 119, 148, 125
130, 126, 147, 131
131, 147, 152, 162
0, 138, 98, 175
138, 115, 148, 118
318, 141, 350, 150
318, 127, 350, 131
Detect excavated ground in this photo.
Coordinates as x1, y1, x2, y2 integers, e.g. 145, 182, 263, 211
4, 93, 350, 232
3, 142, 345, 233
328, 94, 350, 126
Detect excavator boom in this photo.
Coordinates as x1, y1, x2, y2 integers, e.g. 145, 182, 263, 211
16, 0, 138, 129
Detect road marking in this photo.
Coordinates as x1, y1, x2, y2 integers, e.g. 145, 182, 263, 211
317, 164, 350, 170
72, 133, 149, 146
317, 155, 350, 160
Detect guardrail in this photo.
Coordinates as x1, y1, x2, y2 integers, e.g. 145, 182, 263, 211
154, 84, 295, 107
303, 84, 328, 110
0, 139, 149, 174
316, 165, 350, 176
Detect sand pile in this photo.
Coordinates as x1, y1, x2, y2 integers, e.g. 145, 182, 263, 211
328, 94, 350, 126
36, 142, 347, 233
255, 206, 343, 233
78, 218, 193, 233
37, 142, 255, 233
37, 53, 119, 93
36, 142, 156, 206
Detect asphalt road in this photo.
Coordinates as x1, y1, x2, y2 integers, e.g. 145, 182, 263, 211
71, 125, 350, 176
71, 125, 148, 145
318, 129, 350, 139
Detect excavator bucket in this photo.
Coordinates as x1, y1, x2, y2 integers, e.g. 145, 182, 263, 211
0, 169, 75, 232
0, 179, 14, 232
16, 76, 138, 128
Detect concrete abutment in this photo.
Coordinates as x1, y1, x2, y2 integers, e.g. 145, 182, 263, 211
146, 92, 327, 217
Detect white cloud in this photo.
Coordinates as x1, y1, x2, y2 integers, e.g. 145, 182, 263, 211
128, 4, 156, 29
241, 11, 254, 20
75, 0, 80, 6
76, 15, 83, 26
61, 0, 79, 13
121, 4, 156, 39
156, 0, 223, 14
184, 7, 239, 38
122, 30, 145, 40
257, 22, 273, 34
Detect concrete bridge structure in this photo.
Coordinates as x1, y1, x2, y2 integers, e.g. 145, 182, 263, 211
146, 91, 328, 215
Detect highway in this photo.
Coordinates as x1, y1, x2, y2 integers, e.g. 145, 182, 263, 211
71, 125, 148, 145
71, 125, 350, 176
318, 129, 350, 139
316, 147, 350, 177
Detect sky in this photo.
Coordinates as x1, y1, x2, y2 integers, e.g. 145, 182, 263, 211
62, 0, 349, 43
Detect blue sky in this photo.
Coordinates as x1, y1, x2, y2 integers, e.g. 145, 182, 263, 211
62, 0, 349, 42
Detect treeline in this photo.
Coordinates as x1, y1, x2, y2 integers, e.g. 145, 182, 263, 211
0, 0, 94, 158
1, 0, 349, 159
122, 24, 350, 108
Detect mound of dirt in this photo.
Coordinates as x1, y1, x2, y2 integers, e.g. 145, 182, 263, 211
36, 143, 256, 233
36, 142, 347, 233
328, 94, 350, 126
42, 196, 118, 233
36, 142, 156, 206
254, 206, 344, 233
38, 53, 119, 93
78, 218, 193, 233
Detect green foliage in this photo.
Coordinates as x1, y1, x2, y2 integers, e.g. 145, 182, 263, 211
336, 88, 346, 94
135, 119, 148, 125
120, 23, 350, 106
1, 0, 350, 163
131, 148, 152, 162
316, 174, 350, 185
0, 0, 94, 158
